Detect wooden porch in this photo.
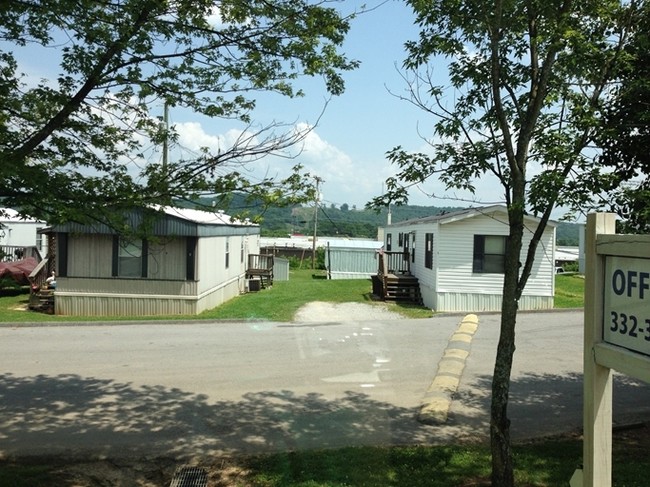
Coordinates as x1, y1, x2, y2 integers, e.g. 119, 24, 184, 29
373, 250, 422, 305
246, 253, 274, 289
28, 234, 57, 313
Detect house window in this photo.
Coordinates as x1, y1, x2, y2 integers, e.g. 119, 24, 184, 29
398, 232, 403, 247
473, 235, 507, 273
114, 237, 147, 278
386, 233, 392, 251
225, 238, 230, 269
36, 228, 44, 252
425, 233, 434, 269
403, 233, 409, 261
411, 232, 416, 263
241, 240, 245, 263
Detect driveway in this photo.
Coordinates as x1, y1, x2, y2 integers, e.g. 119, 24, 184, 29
1, 307, 649, 462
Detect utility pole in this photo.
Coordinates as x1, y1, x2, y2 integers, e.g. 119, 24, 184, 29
311, 176, 323, 269
162, 102, 169, 177
160, 102, 171, 204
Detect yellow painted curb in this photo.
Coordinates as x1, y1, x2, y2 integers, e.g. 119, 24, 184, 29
418, 313, 479, 425
431, 374, 460, 391
450, 332, 473, 343
437, 359, 465, 376
444, 348, 469, 360
458, 321, 478, 335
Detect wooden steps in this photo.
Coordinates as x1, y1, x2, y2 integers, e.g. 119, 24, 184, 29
29, 287, 55, 313
380, 274, 422, 305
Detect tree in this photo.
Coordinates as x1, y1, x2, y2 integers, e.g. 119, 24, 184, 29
368, 0, 638, 484
598, 2, 650, 232
0, 0, 358, 225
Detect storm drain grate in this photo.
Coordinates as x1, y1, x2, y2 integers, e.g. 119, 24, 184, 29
169, 466, 208, 487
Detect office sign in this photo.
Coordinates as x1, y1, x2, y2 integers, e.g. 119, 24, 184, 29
603, 255, 650, 357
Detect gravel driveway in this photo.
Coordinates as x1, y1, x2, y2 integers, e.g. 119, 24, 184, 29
293, 301, 405, 322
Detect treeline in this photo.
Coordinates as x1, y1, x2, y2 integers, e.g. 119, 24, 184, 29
186, 195, 580, 245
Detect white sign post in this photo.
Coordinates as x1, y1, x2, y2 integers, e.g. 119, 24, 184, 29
581, 213, 650, 487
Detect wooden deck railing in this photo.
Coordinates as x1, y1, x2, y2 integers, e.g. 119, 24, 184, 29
0, 245, 42, 262
28, 257, 50, 289
377, 251, 410, 276
246, 253, 274, 288
247, 254, 274, 273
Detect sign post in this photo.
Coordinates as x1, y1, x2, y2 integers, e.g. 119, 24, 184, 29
582, 214, 650, 486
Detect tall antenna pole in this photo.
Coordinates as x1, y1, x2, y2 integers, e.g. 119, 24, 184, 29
311, 176, 323, 269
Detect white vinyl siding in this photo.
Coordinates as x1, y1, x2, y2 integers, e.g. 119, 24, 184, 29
437, 214, 555, 303
383, 207, 556, 312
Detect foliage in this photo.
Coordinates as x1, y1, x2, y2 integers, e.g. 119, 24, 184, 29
0, 0, 358, 226
597, 1, 650, 232
556, 222, 580, 246
370, 0, 636, 484
192, 194, 464, 238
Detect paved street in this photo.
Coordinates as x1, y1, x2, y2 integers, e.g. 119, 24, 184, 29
1, 311, 649, 461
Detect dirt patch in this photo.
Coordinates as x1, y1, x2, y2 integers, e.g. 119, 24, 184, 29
293, 301, 404, 322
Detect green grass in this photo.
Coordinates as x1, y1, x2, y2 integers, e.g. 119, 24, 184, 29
198, 269, 432, 321
0, 463, 58, 487
554, 273, 585, 308
233, 435, 647, 486
4, 435, 647, 486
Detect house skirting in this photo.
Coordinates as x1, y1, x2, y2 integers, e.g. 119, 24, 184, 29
328, 271, 374, 280
424, 290, 553, 312
55, 276, 245, 317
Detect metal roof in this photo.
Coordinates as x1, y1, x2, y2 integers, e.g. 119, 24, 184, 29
261, 236, 382, 250
386, 204, 557, 228
51, 206, 259, 237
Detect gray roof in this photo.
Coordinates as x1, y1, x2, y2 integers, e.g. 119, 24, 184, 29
386, 204, 556, 228
51, 206, 259, 238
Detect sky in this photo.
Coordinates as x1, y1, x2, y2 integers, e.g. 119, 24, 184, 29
168, 0, 454, 211
12, 0, 507, 212
161, 0, 503, 211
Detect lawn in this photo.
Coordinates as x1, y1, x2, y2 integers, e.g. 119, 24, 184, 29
2, 428, 649, 486
554, 273, 585, 308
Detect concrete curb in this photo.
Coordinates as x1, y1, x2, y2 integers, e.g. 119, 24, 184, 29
418, 313, 479, 425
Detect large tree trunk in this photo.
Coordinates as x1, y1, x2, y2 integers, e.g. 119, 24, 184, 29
490, 209, 524, 486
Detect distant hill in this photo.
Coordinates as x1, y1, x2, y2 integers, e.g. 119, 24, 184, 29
182, 194, 581, 245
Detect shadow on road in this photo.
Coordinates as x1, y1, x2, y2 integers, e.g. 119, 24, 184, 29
0, 372, 473, 460
454, 371, 650, 440
3, 370, 649, 461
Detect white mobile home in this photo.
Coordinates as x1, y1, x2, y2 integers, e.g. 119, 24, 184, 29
381, 205, 556, 312
0, 208, 48, 257
46, 206, 260, 316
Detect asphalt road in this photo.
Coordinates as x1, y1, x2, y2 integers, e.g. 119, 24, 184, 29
1, 311, 649, 461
